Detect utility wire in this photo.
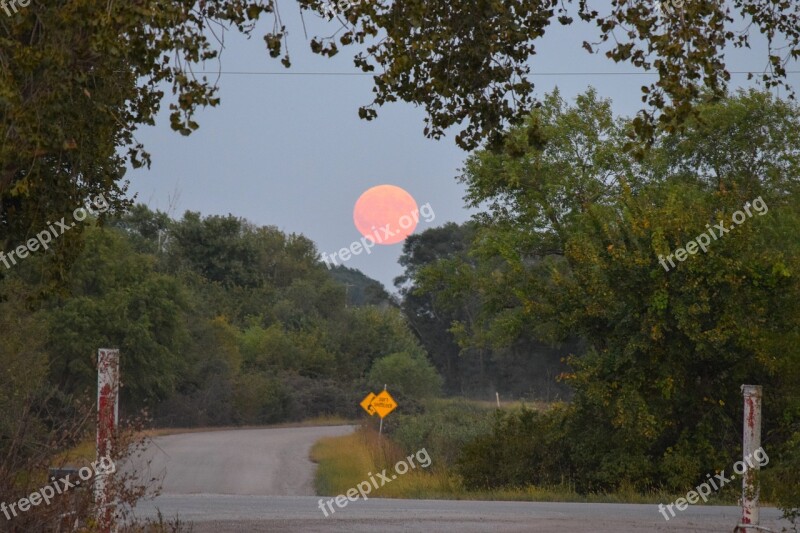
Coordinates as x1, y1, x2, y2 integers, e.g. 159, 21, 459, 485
193, 70, 800, 76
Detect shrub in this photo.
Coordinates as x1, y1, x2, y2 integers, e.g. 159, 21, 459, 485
388, 399, 494, 467
456, 405, 571, 490
233, 373, 291, 424
368, 352, 442, 398
764, 431, 800, 525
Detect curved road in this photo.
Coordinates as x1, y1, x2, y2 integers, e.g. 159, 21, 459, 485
136, 426, 352, 496
132, 426, 793, 532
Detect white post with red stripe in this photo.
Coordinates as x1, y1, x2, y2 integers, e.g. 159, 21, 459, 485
737, 384, 762, 533
96, 349, 119, 533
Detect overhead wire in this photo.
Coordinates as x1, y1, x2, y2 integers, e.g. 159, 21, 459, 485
191, 70, 800, 77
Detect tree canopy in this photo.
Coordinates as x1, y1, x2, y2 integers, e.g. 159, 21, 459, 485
3, 0, 799, 262
400, 88, 800, 510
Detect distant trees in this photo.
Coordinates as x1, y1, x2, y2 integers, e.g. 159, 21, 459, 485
48, 226, 188, 406
328, 265, 393, 307
396, 222, 574, 399
0, 206, 442, 429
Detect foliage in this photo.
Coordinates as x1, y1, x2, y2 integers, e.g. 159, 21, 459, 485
4, 1, 800, 279
329, 265, 393, 307
430, 89, 800, 513
328, 305, 427, 381
46, 226, 189, 408
0, 280, 89, 511
396, 221, 575, 398
1, 204, 437, 427
292, 0, 800, 149
389, 399, 494, 467
0, 0, 276, 278
764, 431, 800, 525
456, 406, 571, 490
368, 352, 443, 399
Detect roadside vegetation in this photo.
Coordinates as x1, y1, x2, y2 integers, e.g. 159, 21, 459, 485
312, 425, 453, 499
311, 405, 694, 505
313, 400, 774, 507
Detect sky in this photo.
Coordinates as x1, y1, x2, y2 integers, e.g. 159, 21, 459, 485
126, 4, 796, 292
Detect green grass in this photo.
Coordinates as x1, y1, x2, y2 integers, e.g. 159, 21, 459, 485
459, 397, 552, 412
311, 424, 460, 498
54, 438, 97, 465
310, 425, 738, 505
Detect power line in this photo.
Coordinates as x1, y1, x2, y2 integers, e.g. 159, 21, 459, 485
193, 70, 800, 77
196, 71, 370, 75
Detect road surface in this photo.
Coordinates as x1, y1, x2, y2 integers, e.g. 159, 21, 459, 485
135, 426, 353, 496
131, 426, 793, 532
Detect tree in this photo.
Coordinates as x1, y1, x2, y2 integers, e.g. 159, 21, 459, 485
328, 265, 392, 307
0, 0, 274, 266
300, 0, 800, 149
453, 88, 800, 510
0, 279, 82, 500
46, 225, 189, 409
397, 222, 573, 398
395, 223, 479, 393
327, 305, 425, 381
368, 352, 442, 399
4, 0, 800, 262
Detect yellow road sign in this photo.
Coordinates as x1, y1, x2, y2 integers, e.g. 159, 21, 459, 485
360, 392, 377, 415
370, 390, 398, 419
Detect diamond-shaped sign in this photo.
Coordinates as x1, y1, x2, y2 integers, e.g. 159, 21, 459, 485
360, 392, 377, 415
370, 390, 398, 419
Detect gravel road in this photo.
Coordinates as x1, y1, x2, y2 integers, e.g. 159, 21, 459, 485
135, 425, 355, 496
130, 426, 793, 532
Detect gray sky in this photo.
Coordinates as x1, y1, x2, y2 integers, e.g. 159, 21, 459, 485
127, 5, 795, 291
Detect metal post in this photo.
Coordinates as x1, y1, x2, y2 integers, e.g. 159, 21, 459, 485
378, 384, 386, 437
738, 385, 762, 533
96, 349, 119, 533
496, 392, 500, 408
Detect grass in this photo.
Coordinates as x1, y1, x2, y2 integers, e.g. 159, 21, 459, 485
310, 425, 737, 505
462, 397, 553, 412
52, 439, 96, 467
311, 424, 460, 499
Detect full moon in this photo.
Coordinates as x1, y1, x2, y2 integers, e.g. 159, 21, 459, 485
353, 185, 419, 245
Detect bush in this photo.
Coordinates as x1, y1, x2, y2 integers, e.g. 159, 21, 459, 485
389, 399, 494, 467
368, 352, 442, 398
233, 373, 291, 424
456, 406, 571, 490
764, 431, 800, 525
281, 373, 357, 421
154, 377, 235, 427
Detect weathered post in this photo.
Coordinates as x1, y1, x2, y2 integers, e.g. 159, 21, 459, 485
737, 384, 762, 533
96, 349, 119, 533
379, 384, 387, 437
